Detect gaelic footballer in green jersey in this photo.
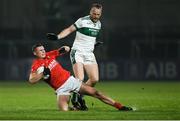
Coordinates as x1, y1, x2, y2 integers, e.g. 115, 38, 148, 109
46, 3, 103, 110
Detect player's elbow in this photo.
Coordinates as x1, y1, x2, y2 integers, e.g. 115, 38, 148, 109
28, 73, 41, 84
28, 78, 38, 84
28, 79, 36, 84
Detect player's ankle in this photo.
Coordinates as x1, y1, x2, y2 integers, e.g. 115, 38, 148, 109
114, 102, 123, 109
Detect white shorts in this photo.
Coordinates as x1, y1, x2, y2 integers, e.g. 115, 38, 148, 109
70, 49, 97, 65
55, 76, 82, 96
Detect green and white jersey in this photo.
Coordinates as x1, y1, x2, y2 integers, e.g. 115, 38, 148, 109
72, 15, 101, 52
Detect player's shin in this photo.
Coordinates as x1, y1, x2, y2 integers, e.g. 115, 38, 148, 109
94, 90, 133, 111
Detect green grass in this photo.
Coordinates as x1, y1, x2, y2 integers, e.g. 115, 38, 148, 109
0, 81, 180, 120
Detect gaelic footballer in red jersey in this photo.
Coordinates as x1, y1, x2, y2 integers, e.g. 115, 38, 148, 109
28, 43, 133, 111
30, 44, 70, 90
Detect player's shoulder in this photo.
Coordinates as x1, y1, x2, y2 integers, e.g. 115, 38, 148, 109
32, 58, 38, 63
78, 15, 90, 21
31, 59, 41, 69
32, 59, 41, 65
97, 20, 101, 25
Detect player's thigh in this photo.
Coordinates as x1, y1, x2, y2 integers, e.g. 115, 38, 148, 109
70, 49, 84, 80
72, 63, 84, 81
57, 95, 70, 111
84, 64, 99, 81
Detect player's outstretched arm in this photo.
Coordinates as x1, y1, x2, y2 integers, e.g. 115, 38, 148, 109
46, 25, 76, 41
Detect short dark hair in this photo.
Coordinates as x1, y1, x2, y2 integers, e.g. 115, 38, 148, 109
32, 43, 43, 52
91, 3, 102, 9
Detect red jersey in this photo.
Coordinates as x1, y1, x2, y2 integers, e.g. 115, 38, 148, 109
31, 50, 71, 90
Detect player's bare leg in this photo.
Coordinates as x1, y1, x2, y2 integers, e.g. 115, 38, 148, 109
72, 63, 99, 110
80, 83, 114, 105
79, 84, 115, 105
84, 64, 99, 87
72, 62, 84, 81
79, 83, 133, 111
71, 62, 87, 110
57, 95, 70, 111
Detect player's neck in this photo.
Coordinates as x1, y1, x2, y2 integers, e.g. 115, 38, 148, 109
90, 16, 98, 23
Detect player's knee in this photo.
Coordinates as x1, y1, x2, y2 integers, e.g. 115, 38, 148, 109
58, 107, 68, 111
91, 76, 99, 82
93, 79, 99, 84
57, 103, 69, 111
91, 78, 99, 85
61, 109, 68, 111
86, 78, 99, 87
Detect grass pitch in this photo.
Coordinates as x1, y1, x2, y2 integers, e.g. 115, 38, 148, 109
0, 81, 180, 120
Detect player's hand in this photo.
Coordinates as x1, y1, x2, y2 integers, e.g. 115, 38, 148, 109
95, 41, 103, 47
59, 47, 66, 53
46, 33, 58, 40
43, 67, 51, 80
59, 46, 70, 54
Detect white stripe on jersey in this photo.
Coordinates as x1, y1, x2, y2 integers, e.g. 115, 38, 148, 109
72, 15, 101, 52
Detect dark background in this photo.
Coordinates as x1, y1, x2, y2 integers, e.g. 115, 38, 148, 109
0, 0, 180, 81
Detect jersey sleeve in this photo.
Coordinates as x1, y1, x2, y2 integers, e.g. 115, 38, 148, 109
74, 18, 82, 30
31, 61, 40, 73
46, 50, 60, 58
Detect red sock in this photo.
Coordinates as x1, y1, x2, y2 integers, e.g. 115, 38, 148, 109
114, 102, 123, 109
